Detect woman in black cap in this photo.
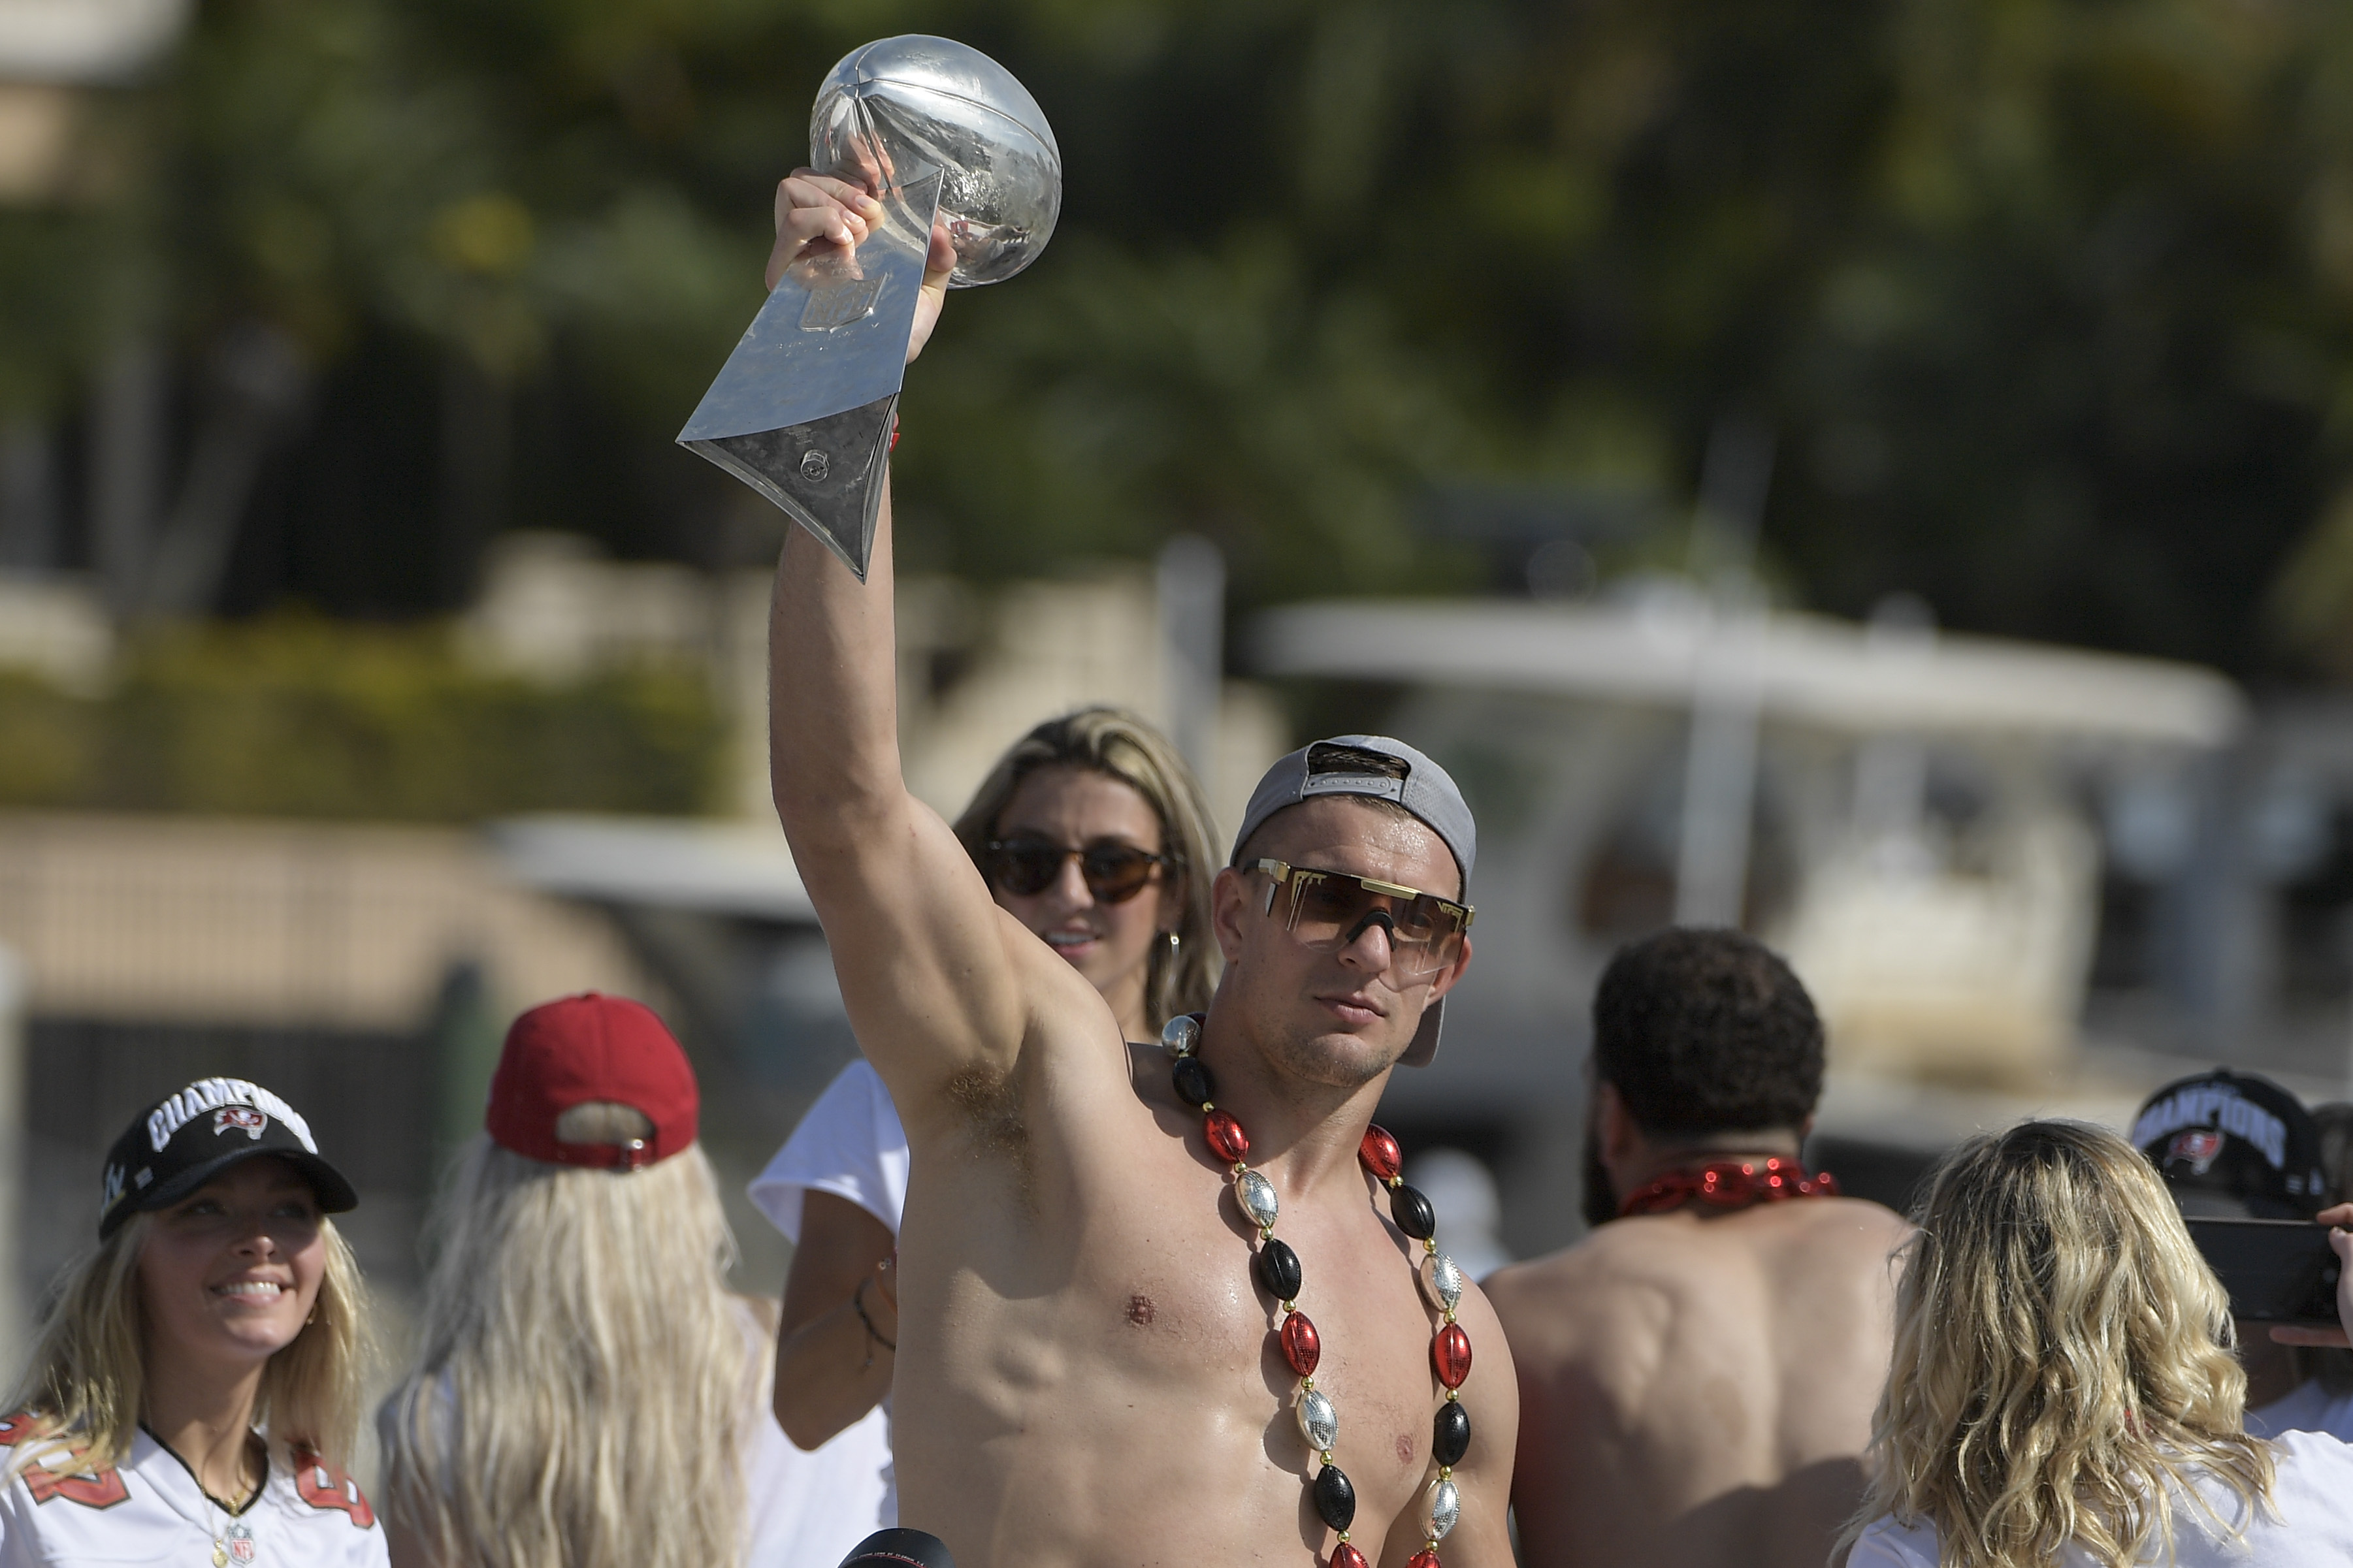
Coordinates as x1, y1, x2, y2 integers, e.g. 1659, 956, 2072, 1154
0, 1076, 385, 1567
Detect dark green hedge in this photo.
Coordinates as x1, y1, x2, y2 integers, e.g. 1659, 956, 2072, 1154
0, 617, 726, 821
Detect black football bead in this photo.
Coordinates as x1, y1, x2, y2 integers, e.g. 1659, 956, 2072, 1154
1433, 1399, 1471, 1467
1313, 1462, 1357, 1531
1171, 1055, 1216, 1108
1390, 1183, 1436, 1241
1255, 1237, 1303, 1303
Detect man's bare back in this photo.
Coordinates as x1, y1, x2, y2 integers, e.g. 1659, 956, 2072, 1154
1489, 1196, 1907, 1568
762, 172, 1515, 1568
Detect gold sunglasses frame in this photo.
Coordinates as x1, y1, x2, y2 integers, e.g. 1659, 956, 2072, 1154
1252, 858, 1475, 936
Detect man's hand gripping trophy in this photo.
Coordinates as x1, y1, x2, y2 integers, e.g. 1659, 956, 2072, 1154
766, 165, 957, 367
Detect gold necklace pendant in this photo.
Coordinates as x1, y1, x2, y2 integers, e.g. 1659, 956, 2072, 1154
212, 1543, 228, 1567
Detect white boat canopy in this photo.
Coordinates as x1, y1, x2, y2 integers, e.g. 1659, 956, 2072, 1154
1250, 598, 2243, 747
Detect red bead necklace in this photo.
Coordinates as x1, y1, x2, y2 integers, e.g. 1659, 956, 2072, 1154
1163, 1014, 1470, 1568
1616, 1155, 1838, 1219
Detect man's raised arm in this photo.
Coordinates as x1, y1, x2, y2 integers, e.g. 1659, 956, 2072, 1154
766, 172, 1030, 1108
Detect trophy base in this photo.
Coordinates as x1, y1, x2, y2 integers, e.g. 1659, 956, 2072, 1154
684, 394, 900, 583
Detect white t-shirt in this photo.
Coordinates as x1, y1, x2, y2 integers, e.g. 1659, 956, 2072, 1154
0, 1417, 387, 1568
745, 1059, 908, 1555
1848, 1428, 2353, 1566
2247, 1379, 2353, 1443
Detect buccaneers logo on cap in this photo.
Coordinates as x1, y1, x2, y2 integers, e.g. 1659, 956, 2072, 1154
214, 1107, 268, 1140
2167, 1128, 2226, 1175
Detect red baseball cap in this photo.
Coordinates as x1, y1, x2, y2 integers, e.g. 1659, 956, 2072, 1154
485, 993, 699, 1170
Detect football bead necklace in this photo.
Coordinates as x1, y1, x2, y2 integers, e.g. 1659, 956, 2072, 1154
1163, 1014, 1471, 1568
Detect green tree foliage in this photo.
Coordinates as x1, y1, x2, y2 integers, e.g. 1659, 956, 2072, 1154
0, 618, 726, 820
18, 0, 2353, 667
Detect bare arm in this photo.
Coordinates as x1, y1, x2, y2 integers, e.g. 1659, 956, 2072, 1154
772, 1191, 898, 1448
765, 172, 1052, 1113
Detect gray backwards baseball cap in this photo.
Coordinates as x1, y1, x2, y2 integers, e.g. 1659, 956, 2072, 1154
1231, 735, 1476, 1068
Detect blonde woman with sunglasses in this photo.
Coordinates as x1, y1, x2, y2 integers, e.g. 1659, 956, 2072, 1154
743, 705, 1220, 1558
1845, 1119, 2353, 1568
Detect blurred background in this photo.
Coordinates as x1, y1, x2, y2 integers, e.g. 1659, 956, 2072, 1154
10, 0, 2353, 1441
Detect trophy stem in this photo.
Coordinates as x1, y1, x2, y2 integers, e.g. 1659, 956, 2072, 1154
685, 395, 899, 583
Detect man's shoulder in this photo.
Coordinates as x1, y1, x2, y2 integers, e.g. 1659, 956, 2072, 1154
1488, 1198, 1907, 1326
1484, 1230, 1683, 1358
1776, 1193, 1913, 1243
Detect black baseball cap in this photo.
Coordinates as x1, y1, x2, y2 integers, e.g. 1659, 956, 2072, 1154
2128, 1068, 2327, 1221
99, 1078, 358, 1240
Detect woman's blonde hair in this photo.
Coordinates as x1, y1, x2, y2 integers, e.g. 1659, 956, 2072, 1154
5, 1206, 371, 1475
951, 705, 1221, 1027
380, 1120, 762, 1568
1845, 1119, 2273, 1568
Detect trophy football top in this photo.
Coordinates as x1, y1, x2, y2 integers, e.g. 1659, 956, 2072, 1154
812, 35, 1062, 289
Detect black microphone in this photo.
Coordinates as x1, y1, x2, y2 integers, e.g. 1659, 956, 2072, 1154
839, 1528, 956, 1568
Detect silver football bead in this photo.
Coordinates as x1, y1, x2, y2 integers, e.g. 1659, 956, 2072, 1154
1161, 1013, 1200, 1057
1421, 1251, 1465, 1314
1424, 1476, 1461, 1541
1295, 1386, 1338, 1452
1235, 1170, 1279, 1230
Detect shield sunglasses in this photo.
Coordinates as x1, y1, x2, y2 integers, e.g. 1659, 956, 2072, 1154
984, 840, 1170, 904
1252, 859, 1474, 982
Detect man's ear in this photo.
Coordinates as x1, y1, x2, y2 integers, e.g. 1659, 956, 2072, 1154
1596, 1080, 1647, 1169
1209, 865, 1252, 965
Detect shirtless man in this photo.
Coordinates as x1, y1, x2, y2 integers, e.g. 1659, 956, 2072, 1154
763, 169, 1516, 1568
1485, 927, 1907, 1568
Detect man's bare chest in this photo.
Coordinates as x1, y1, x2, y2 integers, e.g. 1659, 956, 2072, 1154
923, 1120, 1449, 1465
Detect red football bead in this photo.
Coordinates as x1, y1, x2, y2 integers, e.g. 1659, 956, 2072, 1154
1359, 1125, 1403, 1182
1331, 1546, 1372, 1568
1205, 1109, 1250, 1164
1433, 1322, 1472, 1389
1281, 1310, 1322, 1378
1408, 1552, 1442, 1568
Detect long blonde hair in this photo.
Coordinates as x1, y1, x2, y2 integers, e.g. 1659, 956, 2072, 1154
381, 1121, 761, 1568
952, 705, 1221, 1028
5, 1209, 371, 1475
1847, 1120, 2273, 1568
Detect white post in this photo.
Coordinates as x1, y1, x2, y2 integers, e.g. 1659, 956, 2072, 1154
0, 944, 25, 1354
1156, 535, 1225, 787
1674, 604, 1763, 927
1671, 417, 1775, 929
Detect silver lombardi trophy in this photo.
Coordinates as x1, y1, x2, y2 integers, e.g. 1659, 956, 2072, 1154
677, 37, 1061, 581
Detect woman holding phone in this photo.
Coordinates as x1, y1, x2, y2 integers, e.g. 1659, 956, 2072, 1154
1844, 1120, 2353, 1567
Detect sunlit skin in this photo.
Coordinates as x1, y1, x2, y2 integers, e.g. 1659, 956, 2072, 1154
1484, 1083, 1909, 1568
772, 763, 1177, 1449
767, 168, 1517, 1567
137, 1157, 327, 1509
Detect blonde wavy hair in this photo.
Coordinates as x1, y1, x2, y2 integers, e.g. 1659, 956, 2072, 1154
5, 1206, 371, 1475
381, 1108, 763, 1568
952, 705, 1222, 1027
1845, 1119, 2273, 1568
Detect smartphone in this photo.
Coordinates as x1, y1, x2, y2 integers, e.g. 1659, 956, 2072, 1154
2186, 1217, 2345, 1326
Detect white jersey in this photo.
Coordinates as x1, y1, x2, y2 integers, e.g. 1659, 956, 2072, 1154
745, 1059, 908, 1557
1849, 1428, 2353, 1567
0, 1415, 387, 1568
